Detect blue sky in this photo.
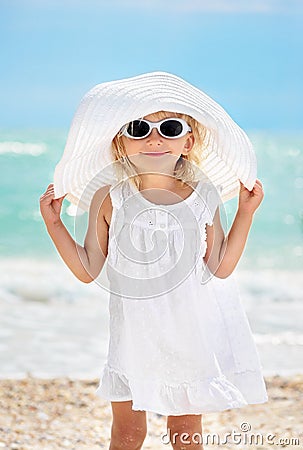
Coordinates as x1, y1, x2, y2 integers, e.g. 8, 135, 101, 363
1, 0, 302, 130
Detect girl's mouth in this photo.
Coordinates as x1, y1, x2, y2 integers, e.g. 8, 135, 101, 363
141, 152, 169, 157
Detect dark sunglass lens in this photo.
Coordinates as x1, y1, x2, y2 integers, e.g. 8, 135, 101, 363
127, 120, 150, 137
160, 120, 183, 137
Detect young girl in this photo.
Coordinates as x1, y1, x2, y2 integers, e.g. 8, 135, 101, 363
40, 72, 268, 450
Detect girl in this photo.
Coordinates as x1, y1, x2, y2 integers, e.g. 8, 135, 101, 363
40, 72, 268, 450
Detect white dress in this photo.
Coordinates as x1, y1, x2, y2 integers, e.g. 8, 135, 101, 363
95, 177, 268, 415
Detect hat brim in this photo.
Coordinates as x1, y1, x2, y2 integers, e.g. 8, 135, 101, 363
53, 71, 256, 211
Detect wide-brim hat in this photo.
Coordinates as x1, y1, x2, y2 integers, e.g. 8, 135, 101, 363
53, 71, 257, 211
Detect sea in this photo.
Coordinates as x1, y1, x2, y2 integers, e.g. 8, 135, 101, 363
0, 128, 302, 379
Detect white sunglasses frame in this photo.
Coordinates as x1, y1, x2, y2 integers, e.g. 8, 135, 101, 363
121, 117, 192, 140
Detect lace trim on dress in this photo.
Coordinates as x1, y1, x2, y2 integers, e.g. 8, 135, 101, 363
96, 364, 268, 415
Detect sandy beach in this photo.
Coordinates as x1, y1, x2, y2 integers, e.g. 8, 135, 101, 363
0, 374, 302, 449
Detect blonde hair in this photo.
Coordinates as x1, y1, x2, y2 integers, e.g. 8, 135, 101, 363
111, 110, 209, 190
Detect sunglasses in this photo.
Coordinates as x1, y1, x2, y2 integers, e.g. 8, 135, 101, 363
121, 118, 192, 140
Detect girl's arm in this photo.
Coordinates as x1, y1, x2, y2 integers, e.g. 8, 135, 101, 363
40, 184, 110, 283
204, 179, 264, 278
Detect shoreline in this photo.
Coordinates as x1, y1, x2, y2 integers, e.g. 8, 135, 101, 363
0, 368, 302, 380
1, 374, 302, 449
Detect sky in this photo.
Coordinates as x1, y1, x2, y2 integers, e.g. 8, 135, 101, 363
1, 0, 303, 131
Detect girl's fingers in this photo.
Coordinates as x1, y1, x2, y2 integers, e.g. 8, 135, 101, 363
40, 190, 55, 204
42, 189, 54, 197
254, 183, 264, 191
41, 190, 67, 204
41, 184, 55, 196
239, 179, 264, 191
41, 184, 65, 203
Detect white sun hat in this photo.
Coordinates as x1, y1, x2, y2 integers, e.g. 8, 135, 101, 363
53, 71, 257, 212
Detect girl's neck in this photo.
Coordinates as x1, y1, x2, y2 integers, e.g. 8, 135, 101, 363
138, 173, 179, 192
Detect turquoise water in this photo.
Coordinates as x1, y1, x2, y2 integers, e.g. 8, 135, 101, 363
1, 129, 302, 269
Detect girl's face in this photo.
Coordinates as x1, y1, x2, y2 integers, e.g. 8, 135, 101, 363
120, 112, 194, 174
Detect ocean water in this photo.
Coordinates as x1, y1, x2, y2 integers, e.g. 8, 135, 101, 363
0, 129, 302, 378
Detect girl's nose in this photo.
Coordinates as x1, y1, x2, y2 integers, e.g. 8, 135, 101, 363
146, 128, 163, 146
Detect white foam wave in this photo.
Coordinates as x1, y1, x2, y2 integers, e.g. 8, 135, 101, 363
66, 203, 86, 217
0, 258, 109, 304
0, 258, 302, 377
0, 141, 47, 155
255, 332, 303, 346
236, 270, 303, 304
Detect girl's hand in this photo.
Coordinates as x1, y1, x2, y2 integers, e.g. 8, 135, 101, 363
238, 179, 264, 216
40, 183, 66, 227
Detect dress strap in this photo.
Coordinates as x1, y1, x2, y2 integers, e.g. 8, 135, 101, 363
190, 180, 223, 226
109, 180, 127, 210
203, 181, 223, 225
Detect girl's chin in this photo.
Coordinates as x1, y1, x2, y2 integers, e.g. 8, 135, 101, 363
128, 153, 178, 165
128, 162, 178, 176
